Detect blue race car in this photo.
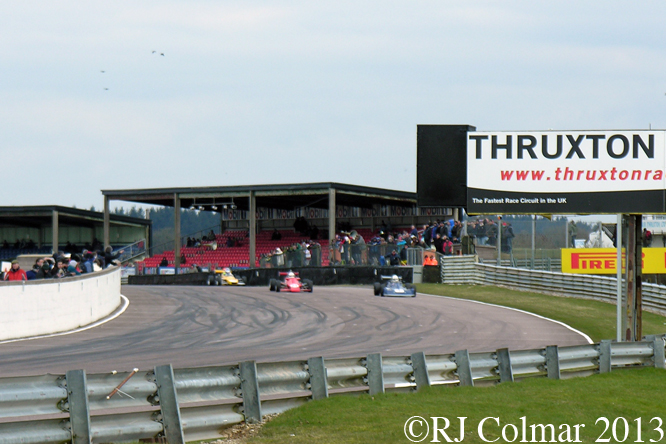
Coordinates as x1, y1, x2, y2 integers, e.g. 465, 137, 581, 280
373, 275, 416, 297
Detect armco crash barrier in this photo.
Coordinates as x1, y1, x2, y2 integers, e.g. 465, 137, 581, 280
0, 336, 663, 443
128, 266, 414, 286
439, 255, 666, 316
0, 266, 122, 341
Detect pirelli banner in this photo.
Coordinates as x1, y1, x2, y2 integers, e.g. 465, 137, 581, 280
467, 130, 666, 214
562, 248, 666, 274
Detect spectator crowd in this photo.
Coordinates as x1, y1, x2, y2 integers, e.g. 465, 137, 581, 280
1, 246, 124, 282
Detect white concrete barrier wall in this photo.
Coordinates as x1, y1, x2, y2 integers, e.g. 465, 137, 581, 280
0, 267, 122, 341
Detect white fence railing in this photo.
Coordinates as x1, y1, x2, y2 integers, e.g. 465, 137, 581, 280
440, 255, 666, 316
0, 336, 664, 443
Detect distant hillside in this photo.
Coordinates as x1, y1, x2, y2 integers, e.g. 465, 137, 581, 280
111, 205, 222, 253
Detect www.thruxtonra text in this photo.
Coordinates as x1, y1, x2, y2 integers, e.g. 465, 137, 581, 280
500, 168, 664, 181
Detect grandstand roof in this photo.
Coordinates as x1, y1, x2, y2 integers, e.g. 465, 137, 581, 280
102, 182, 418, 211
0, 206, 151, 228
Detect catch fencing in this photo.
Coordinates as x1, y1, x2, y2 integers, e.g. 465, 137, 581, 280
0, 336, 664, 443
439, 256, 666, 315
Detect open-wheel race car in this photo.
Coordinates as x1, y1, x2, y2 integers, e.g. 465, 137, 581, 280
214, 267, 245, 285
269, 271, 314, 293
373, 275, 416, 297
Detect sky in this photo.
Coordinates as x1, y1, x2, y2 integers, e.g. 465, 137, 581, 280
3, 1, 666, 212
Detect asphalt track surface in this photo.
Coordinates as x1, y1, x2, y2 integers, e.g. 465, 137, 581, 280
0, 285, 590, 377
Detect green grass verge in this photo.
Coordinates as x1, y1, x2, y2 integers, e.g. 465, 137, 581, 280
249, 368, 666, 444
415, 283, 666, 342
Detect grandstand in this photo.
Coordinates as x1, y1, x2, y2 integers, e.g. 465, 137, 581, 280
137, 227, 413, 271
0, 206, 151, 262
141, 229, 330, 269
102, 182, 453, 270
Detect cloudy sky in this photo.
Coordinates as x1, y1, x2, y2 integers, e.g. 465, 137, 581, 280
3, 1, 665, 210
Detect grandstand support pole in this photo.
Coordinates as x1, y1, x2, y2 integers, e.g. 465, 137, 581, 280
328, 188, 336, 250
52, 210, 59, 255
174, 194, 181, 273
103, 195, 110, 250
249, 191, 256, 268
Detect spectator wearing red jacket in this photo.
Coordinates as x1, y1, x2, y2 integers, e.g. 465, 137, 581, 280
4, 260, 27, 281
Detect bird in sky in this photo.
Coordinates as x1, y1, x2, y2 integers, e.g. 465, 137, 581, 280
152, 50, 156, 54
100, 70, 105, 73
104, 88, 109, 91
160, 53, 165, 56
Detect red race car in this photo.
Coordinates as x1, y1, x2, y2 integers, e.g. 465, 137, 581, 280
269, 271, 314, 293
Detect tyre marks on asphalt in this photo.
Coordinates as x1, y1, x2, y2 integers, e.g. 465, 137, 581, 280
0, 285, 590, 377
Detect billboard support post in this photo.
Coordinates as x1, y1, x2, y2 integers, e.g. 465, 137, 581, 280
616, 214, 623, 342
624, 215, 643, 341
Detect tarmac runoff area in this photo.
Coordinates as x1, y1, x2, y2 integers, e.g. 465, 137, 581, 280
0, 285, 590, 377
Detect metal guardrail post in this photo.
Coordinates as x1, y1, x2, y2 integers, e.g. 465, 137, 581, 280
154, 364, 185, 444
653, 337, 666, 369
307, 357, 328, 400
496, 348, 514, 383
240, 361, 262, 423
65, 369, 91, 444
599, 340, 612, 373
366, 353, 385, 395
410, 352, 431, 390
454, 350, 474, 387
545, 345, 560, 380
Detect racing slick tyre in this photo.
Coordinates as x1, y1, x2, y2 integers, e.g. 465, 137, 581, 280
380, 284, 386, 297
406, 283, 416, 297
269, 279, 277, 291
303, 279, 314, 292
274, 279, 281, 292
206, 275, 214, 286
216, 275, 222, 286
373, 282, 382, 296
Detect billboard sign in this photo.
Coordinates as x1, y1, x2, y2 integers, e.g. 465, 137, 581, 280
467, 130, 666, 214
561, 248, 666, 274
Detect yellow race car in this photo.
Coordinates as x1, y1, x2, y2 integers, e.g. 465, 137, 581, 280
214, 267, 245, 285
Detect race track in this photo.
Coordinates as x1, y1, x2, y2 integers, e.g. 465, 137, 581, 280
0, 285, 589, 377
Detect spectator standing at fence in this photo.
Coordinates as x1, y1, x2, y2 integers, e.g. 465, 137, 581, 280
423, 222, 433, 247
66, 260, 81, 276
433, 233, 444, 255
49, 258, 68, 279
442, 236, 453, 256
274, 247, 285, 267
568, 220, 577, 248
4, 260, 27, 281
35, 263, 51, 279
82, 251, 96, 273
388, 249, 400, 266
476, 219, 487, 245
502, 222, 515, 253
486, 220, 498, 246
451, 221, 462, 243
98, 246, 124, 268
26, 257, 46, 280
643, 228, 653, 247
